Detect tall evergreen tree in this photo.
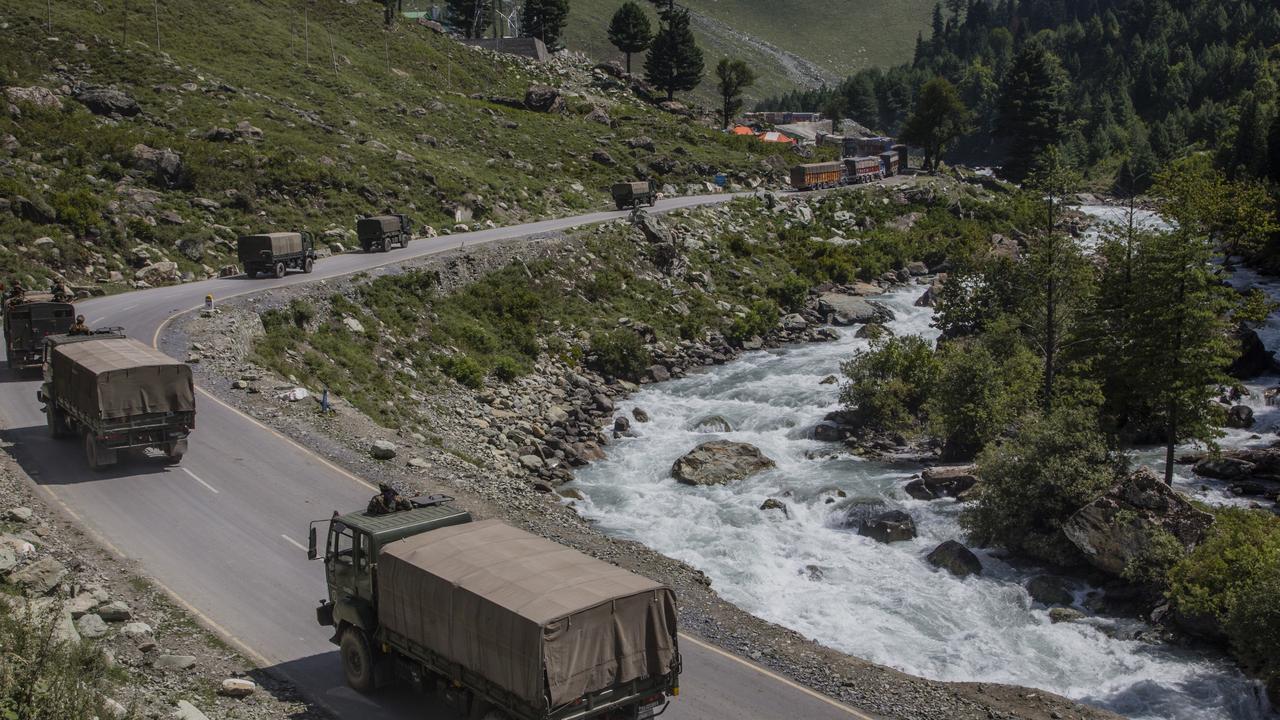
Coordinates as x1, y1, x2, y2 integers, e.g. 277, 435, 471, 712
607, 1, 652, 75
520, 0, 570, 51
997, 42, 1070, 181
1268, 111, 1280, 186
931, 3, 945, 39
715, 58, 755, 129
899, 77, 973, 171
446, 0, 491, 38
644, 8, 703, 101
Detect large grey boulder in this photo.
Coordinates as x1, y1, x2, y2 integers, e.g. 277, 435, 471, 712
130, 143, 185, 186
904, 465, 979, 501
690, 415, 733, 433
1063, 466, 1214, 577
75, 85, 141, 116
523, 85, 564, 113
926, 540, 982, 577
370, 440, 397, 460
5, 86, 63, 109
858, 510, 917, 543
1192, 456, 1255, 480
817, 293, 893, 326
76, 613, 109, 639
9, 556, 68, 594
671, 441, 775, 486
1228, 324, 1274, 379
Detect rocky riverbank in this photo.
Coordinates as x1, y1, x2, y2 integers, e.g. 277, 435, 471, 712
169, 192, 1124, 720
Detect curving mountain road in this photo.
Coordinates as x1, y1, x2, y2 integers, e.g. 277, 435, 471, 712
0, 192, 881, 720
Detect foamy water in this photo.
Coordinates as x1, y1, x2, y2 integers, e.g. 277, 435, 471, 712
569, 257, 1273, 718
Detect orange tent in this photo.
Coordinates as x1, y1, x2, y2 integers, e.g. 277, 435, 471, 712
758, 131, 795, 144
731, 125, 756, 136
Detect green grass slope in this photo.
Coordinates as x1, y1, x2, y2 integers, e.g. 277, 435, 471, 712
564, 0, 936, 103
0, 0, 791, 292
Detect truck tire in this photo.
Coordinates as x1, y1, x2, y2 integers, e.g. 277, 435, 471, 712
46, 406, 68, 438
340, 627, 376, 694
273, 262, 286, 279
83, 432, 116, 471
164, 439, 187, 464
303, 257, 314, 274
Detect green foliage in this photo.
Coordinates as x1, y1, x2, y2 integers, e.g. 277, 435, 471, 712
490, 354, 527, 382
0, 599, 129, 720
768, 275, 809, 313
436, 353, 485, 389
446, 0, 492, 37
839, 335, 940, 435
1121, 525, 1186, 586
589, 329, 652, 380
963, 404, 1122, 564
607, 1, 653, 74
726, 299, 779, 343
899, 76, 972, 170
715, 57, 756, 129
644, 7, 704, 101
925, 334, 1040, 460
521, 0, 571, 51
288, 299, 315, 330
1168, 509, 1280, 679
1235, 288, 1279, 328
996, 42, 1070, 182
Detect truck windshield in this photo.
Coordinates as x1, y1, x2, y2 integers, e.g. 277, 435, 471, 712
330, 522, 354, 565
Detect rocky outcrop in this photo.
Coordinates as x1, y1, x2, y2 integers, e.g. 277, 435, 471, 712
5, 86, 63, 109
1192, 455, 1255, 480
523, 85, 564, 113
130, 144, 185, 186
915, 273, 947, 308
904, 465, 979, 501
670, 441, 775, 486
926, 540, 982, 577
1225, 404, 1254, 429
1062, 466, 1214, 577
691, 415, 733, 433
74, 85, 141, 116
1026, 575, 1074, 606
1227, 324, 1274, 379
858, 509, 917, 543
816, 293, 893, 326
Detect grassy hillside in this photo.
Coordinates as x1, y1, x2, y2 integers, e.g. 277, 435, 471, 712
0, 0, 792, 293
564, 0, 936, 103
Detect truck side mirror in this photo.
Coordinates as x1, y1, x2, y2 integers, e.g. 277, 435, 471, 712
307, 525, 318, 561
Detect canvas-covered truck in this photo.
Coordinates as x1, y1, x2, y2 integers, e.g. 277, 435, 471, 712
610, 181, 658, 211
357, 214, 413, 253
310, 506, 681, 720
37, 332, 195, 470
237, 232, 317, 278
3, 293, 75, 369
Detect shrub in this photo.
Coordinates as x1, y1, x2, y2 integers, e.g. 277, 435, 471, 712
435, 353, 485, 389
589, 329, 651, 381
288, 299, 315, 329
924, 336, 1040, 460
726, 299, 780, 343
490, 354, 526, 382
768, 275, 809, 313
962, 404, 1122, 564
1168, 509, 1280, 679
839, 335, 940, 434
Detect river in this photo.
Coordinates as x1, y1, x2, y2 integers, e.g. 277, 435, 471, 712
566, 206, 1274, 720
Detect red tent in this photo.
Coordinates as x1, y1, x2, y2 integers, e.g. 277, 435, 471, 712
731, 125, 756, 136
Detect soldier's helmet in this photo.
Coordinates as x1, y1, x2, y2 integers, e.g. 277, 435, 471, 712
378, 482, 393, 493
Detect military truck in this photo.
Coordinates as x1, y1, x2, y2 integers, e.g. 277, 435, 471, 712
309, 502, 680, 720
357, 214, 413, 253
610, 181, 659, 211
3, 293, 75, 369
37, 331, 195, 470
237, 232, 317, 278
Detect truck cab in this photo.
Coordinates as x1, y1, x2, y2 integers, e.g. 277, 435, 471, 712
313, 502, 472, 634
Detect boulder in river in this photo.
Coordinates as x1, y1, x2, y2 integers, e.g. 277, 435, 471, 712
905, 465, 979, 501
671, 441, 775, 486
858, 510, 917, 543
1049, 607, 1086, 624
1062, 466, 1214, 577
690, 415, 733, 433
1026, 575, 1074, 606
816, 293, 893, 326
926, 540, 982, 577
1227, 324, 1274, 379
759, 498, 789, 517
1225, 404, 1254, 429
1192, 455, 1255, 480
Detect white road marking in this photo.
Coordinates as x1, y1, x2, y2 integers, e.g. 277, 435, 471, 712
120, 303, 137, 311
281, 534, 308, 552
182, 467, 219, 494
88, 316, 105, 325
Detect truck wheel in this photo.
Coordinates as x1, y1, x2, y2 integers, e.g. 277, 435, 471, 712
273, 262, 286, 279
303, 257, 314, 274
340, 627, 376, 694
83, 432, 116, 471
164, 439, 187, 464
46, 406, 68, 439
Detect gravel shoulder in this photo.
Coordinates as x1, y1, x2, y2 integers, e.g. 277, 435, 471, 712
166, 224, 1125, 720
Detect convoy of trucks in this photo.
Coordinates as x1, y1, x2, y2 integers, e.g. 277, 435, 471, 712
237, 232, 317, 278
357, 214, 413, 253
37, 331, 195, 470
310, 501, 681, 720
3, 293, 75, 369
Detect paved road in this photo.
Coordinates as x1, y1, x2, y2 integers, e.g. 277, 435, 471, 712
0, 192, 878, 720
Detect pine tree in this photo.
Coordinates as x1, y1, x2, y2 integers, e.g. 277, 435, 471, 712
521, 0, 570, 51
932, 3, 946, 39
446, 0, 491, 38
997, 42, 1070, 182
1228, 94, 1269, 179
899, 76, 973, 171
607, 1, 652, 75
1268, 111, 1280, 186
715, 58, 755, 129
644, 8, 703, 101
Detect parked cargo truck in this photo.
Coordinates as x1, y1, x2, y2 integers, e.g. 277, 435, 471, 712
610, 181, 658, 210
237, 232, 316, 278
3, 293, 75, 369
357, 214, 413, 253
37, 331, 195, 470
310, 504, 680, 720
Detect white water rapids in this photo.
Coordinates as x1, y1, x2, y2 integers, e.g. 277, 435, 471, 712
567, 206, 1274, 719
